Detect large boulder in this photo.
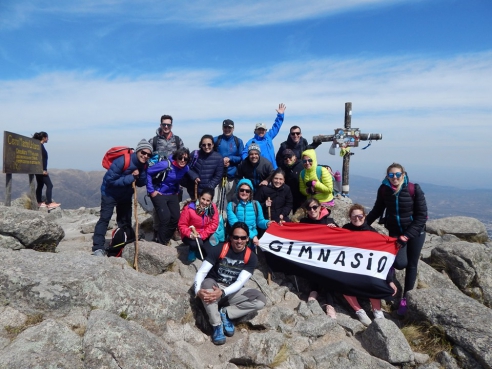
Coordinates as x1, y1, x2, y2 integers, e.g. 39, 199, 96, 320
0, 205, 65, 249
407, 288, 492, 369
426, 217, 489, 243
122, 241, 178, 275
431, 241, 492, 306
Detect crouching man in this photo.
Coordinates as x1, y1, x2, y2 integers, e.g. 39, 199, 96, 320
193, 221, 266, 345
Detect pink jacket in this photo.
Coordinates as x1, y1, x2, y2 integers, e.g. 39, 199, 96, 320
178, 202, 219, 240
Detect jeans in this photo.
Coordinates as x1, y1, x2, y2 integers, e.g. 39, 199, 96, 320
92, 195, 132, 252
35, 174, 53, 203
151, 194, 180, 244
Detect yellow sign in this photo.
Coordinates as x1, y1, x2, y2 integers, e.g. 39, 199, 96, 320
3, 131, 43, 174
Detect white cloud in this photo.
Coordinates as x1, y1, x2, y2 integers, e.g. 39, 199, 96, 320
1, 51, 491, 188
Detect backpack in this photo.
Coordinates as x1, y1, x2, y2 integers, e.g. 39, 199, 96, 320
102, 147, 133, 171
209, 214, 226, 247
214, 135, 240, 153
219, 241, 251, 264
148, 152, 172, 187
152, 135, 181, 152
107, 226, 136, 257
300, 165, 336, 194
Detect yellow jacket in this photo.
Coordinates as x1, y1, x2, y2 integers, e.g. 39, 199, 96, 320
299, 149, 333, 203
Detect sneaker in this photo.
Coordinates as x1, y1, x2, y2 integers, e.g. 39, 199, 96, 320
212, 324, 226, 345
356, 309, 372, 326
47, 202, 61, 210
397, 298, 407, 316
92, 249, 107, 257
326, 305, 337, 319
187, 249, 196, 262
220, 307, 235, 337
373, 309, 385, 319
38, 202, 47, 208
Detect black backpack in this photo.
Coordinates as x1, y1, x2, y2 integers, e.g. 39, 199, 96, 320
107, 226, 136, 257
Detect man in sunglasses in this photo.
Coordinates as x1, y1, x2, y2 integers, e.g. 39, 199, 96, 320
148, 115, 184, 157
92, 139, 151, 256
193, 221, 266, 345
242, 103, 286, 170
274, 125, 321, 168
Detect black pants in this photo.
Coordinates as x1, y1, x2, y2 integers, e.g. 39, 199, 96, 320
392, 230, 426, 296
182, 236, 212, 260
151, 194, 180, 244
35, 174, 53, 204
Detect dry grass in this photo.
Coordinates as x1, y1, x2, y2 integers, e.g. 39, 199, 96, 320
269, 343, 290, 368
417, 280, 429, 289
401, 322, 452, 359
21, 193, 33, 210
4, 313, 44, 338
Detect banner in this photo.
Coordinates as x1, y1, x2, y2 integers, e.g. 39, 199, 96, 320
259, 223, 398, 298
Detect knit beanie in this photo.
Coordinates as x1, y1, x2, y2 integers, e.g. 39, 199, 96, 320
248, 142, 261, 154
135, 139, 153, 153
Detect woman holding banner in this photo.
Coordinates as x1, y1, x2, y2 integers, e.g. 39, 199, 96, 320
33, 132, 61, 210
366, 163, 427, 316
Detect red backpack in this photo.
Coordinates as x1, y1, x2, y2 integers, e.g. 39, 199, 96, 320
219, 242, 251, 264
102, 147, 134, 171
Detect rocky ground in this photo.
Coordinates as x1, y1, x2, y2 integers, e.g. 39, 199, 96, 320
0, 197, 491, 369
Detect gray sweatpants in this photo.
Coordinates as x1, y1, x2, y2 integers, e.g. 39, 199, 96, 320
200, 278, 266, 326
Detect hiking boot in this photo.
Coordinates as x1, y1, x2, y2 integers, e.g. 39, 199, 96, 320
326, 305, 337, 319
187, 249, 196, 262
220, 307, 235, 337
47, 202, 61, 210
92, 249, 107, 257
373, 309, 385, 319
212, 324, 226, 345
38, 202, 47, 208
172, 229, 182, 241
356, 309, 372, 326
397, 298, 407, 316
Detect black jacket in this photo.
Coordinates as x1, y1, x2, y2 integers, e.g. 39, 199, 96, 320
235, 157, 273, 189
342, 222, 377, 232
275, 136, 321, 168
280, 159, 305, 211
366, 178, 427, 239
254, 182, 293, 222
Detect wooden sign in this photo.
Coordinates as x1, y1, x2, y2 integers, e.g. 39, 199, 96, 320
3, 131, 43, 174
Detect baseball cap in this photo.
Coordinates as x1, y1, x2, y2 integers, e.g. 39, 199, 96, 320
255, 123, 267, 130
282, 149, 295, 158
223, 119, 234, 128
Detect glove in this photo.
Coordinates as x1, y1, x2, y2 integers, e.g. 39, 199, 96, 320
396, 238, 407, 249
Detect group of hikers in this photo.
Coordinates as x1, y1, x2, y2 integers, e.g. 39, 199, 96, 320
33, 103, 428, 345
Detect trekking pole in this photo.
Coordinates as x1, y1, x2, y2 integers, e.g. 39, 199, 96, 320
189, 225, 204, 260
194, 183, 198, 200
132, 182, 139, 272
267, 197, 271, 220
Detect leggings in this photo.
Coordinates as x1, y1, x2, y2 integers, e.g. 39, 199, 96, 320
392, 230, 426, 296
35, 174, 53, 204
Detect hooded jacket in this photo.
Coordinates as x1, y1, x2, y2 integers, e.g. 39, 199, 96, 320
241, 113, 284, 169
366, 176, 427, 239
254, 181, 293, 222
101, 153, 147, 200
235, 156, 273, 189
275, 135, 321, 168
178, 201, 219, 240
298, 149, 333, 203
227, 178, 269, 239
146, 155, 189, 195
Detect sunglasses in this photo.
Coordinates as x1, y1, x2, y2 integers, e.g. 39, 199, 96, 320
201, 143, 213, 148
232, 235, 248, 241
290, 132, 301, 136
307, 205, 319, 211
140, 151, 152, 157
388, 172, 403, 179
177, 156, 189, 162
161, 123, 172, 128
302, 159, 313, 164
283, 155, 294, 160
351, 215, 364, 220
239, 188, 251, 194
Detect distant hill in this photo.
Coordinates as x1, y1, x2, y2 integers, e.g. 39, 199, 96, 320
1, 170, 491, 237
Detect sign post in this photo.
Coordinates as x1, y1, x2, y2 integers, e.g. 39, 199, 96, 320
313, 103, 383, 196
3, 131, 43, 208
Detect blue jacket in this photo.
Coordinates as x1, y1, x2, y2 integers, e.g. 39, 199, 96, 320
146, 156, 189, 195
101, 153, 147, 200
242, 113, 284, 170
227, 178, 269, 239
184, 149, 223, 195
213, 134, 244, 179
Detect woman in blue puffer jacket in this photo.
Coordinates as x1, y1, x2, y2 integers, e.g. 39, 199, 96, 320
147, 147, 190, 245
227, 178, 273, 249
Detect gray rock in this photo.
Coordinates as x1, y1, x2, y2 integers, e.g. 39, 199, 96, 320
416, 363, 441, 369
122, 240, 178, 275
335, 312, 366, 336
413, 352, 430, 364
294, 314, 338, 337
83, 309, 187, 369
452, 345, 483, 369
361, 318, 413, 364
0, 205, 65, 249
79, 220, 97, 234
0, 319, 84, 369
431, 241, 492, 306
407, 288, 492, 369
426, 216, 489, 243
435, 350, 460, 369
0, 234, 25, 250
416, 260, 459, 291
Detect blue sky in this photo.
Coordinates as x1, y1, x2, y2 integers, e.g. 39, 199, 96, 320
1, 0, 491, 189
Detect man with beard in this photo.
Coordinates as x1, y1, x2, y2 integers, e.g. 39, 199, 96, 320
275, 125, 321, 168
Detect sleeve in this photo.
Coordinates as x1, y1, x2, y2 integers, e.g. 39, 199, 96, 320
201, 204, 219, 239
299, 172, 308, 196
178, 206, 193, 238
275, 143, 286, 168
282, 186, 293, 217
135, 167, 147, 188
223, 270, 253, 296
226, 201, 239, 227
255, 201, 269, 230
105, 159, 135, 188
266, 113, 284, 141
208, 153, 224, 189
177, 136, 185, 149
194, 260, 214, 295
306, 140, 322, 151
365, 185, 387, 226
241, 139, 251, 160
314, 167, 333, 195
403, 184, 428, 239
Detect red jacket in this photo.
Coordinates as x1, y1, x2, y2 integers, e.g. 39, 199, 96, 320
178, 201, 219, 240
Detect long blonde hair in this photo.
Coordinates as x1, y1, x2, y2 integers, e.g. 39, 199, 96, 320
386, 162, 406, 194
